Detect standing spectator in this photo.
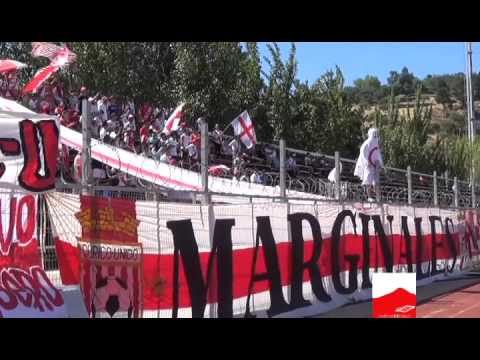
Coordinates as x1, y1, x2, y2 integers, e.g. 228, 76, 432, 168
97, 96, 109, 122
107, 96, 121, 120
139, 121, 150, 152
354, 127, 385, 202
286, 153, 298, 178
73, 151, 83, 183
52, 80, 65, 105
166, 131, 179, 165
186, 142, 198, 170
212, 124, 223, 156
4, 72, 20, 100
229, 137, 240, 159
139, 103, 154, 124
28, 94, 40, 112
69, 90, 79, 112
77, 86, 88, 115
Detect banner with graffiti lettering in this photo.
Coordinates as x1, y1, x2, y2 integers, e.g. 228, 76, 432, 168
0, 190, 66, 317
46, 191, 480, 318
0, 97, 59, 193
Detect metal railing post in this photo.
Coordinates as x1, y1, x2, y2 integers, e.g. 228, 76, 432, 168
200, 120, 209, 204
279, 139, 286, 201
334, 151, 340, 201
81, 99, 92, 196
407, 166, 412, 205
433, 171, 438, 207
454, 177, 459, 208
472, 170, 476, 208
445, 171, 449, 192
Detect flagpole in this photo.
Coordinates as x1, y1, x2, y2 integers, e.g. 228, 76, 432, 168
223, 121, 234, 134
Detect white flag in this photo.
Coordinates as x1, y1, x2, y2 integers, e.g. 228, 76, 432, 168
162, 103, 184, 135
232, 110, 256, 149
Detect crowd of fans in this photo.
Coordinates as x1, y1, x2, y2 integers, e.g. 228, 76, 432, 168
1, 73, 334, 189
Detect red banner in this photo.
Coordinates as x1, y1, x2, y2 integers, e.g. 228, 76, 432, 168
0, 192, 66, 317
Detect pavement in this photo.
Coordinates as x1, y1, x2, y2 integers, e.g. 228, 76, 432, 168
309, 272, 480, 318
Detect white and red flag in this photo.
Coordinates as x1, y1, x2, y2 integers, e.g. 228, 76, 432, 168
24, 43, 77, 95
31, 42, 77, 64
0, 60, 27, 74
162, 103, 184, 135
232, 110, 256, 149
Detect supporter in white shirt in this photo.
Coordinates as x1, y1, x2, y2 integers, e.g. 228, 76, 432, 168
166, 136, 178, 158
97, 96, 109, 122
186, 143, 198, 161
229, 138, 239, 158
180, 130, 191, 149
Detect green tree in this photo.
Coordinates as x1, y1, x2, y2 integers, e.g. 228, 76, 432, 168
435, 78, 453, 112
171, 42, 264, 129
353, 75, 383, 105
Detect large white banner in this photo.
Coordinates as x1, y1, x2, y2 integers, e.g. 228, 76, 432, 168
46, 191, 480, 318
0, 97, 59, 193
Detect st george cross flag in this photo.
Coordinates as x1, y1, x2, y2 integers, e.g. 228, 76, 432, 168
232, 110, 256, 149
162, 103, 184, 136
0, 60, 27, 74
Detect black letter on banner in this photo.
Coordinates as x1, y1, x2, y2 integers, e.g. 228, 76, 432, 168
0, 138, 21, 180
358, 213, 372, 289
400, 216, 414, 272
288, 213, 331, 310
18, 120, 59, 192
444, 218, 458, 272
430, 216, 445, 276
166, 218, 235, 318
371, 215, 394, 272
245, 216, 290, 318
415, 217, 429, 280
331, 210, 359, 295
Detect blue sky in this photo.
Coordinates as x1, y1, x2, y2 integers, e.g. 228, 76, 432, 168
257, 42, 479, 86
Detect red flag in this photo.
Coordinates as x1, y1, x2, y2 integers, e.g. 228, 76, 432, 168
23, 66, 60, 95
